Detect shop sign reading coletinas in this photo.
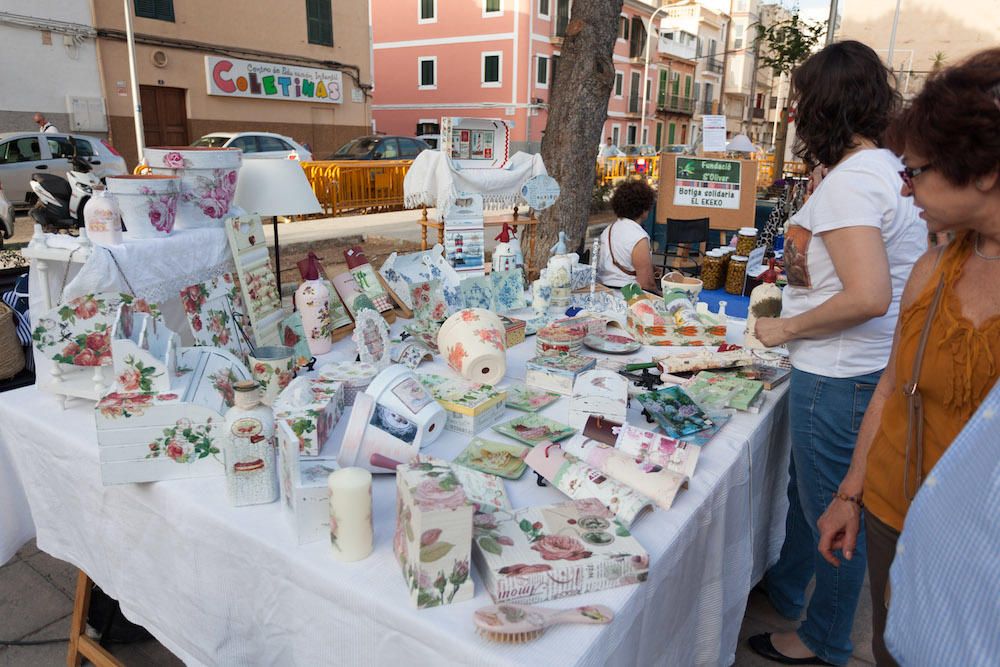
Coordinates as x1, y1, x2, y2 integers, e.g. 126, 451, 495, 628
205, 56, 343, 104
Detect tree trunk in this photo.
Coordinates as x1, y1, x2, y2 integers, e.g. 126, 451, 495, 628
532, 0, 623, 274
773, 106, 789, 182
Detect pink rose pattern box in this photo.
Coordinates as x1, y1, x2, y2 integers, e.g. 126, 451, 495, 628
472, 498, 649, 605
393, 457, 511, 609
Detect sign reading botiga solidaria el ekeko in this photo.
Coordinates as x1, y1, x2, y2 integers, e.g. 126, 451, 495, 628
673, 157, 741, 209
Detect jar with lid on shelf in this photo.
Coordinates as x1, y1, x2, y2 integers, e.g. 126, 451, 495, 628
725, 255, 749, 295
736, 227, 758, 256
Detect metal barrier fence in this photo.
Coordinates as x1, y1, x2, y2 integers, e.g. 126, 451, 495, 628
757, 155, 808, 187
598, 155, 660, 186
300, 160, 413, 216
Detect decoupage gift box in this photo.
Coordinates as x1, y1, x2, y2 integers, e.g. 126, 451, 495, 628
499, 315, 526, 348
273, 376, 345, 457
394, 457, 510, 609
472, 498, 649, 605
418, 373, 507, 435
524, 353, 597, 395
276, 420, 339, 545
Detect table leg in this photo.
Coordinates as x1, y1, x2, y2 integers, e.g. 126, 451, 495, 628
420, 207, 428, 250
66, 569, 124, 667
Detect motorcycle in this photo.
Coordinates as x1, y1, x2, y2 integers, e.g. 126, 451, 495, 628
28, 138, 101, 233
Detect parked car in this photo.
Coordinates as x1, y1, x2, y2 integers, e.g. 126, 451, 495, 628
0, 181, 14, 241
416, 134, 441, 150
327, 136, 430, 160
191, 132, 313, 161
621, 144, 658, 157
0, 132, 127, 207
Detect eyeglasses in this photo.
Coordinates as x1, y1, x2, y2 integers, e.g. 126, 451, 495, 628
899, 163, 933, 189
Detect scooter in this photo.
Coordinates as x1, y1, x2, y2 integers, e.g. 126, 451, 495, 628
28, 139, 101, 233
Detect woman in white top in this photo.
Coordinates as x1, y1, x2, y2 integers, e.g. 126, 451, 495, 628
597, 179, 659, 293
747, 41, 926, 667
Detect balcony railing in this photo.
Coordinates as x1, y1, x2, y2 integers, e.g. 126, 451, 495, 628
752, 107, 765, 119
700, 100, 714, 115
657, 95, 695, 115
706, 58, 723, 74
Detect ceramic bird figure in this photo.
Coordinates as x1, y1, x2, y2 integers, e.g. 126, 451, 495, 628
550, 231, 568, 256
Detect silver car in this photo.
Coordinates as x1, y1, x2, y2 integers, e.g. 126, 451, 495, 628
191, 132, 313, 161
0, 131, 127, 207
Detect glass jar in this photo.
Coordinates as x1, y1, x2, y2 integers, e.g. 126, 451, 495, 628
701, 250, 726, 290
736, 227, 758, 256
725, 255, 749, 295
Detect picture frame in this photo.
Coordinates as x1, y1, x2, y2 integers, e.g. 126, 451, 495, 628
352, 308, 390, 370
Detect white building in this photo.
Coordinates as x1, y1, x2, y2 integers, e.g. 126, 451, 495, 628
661, 1, 728, 132
0, 2, 106, 135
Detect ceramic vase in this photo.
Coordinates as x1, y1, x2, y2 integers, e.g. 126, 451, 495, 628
547, 254, 573, 307
364, 365, 447, 448
437, 308, 507, 385
223, 381, 279, 507
145, 147, 241, 229
296, 280, 333, 355
106, 175, 179, 239
745, 281, 783, 349
337, 393, 421, 473
248, 345, 296, 406
82, 188, 122, 246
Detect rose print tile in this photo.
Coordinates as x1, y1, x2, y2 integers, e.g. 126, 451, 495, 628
453, 438, 529, 479
492, 414, 576, 446
180, 272, 249, 361
409, 280, 448, 324
503, 383, 561, 412
635, 386, 714, 439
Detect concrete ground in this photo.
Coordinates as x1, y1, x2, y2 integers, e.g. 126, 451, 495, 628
2, 538, 874, 666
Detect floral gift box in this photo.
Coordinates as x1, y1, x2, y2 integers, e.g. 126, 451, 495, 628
472, 498, 649, 605
418, 374, 507, 435
276, 419, 339, 545
524, 353, 597, 396
273, 376, 346, 457
499, 315, 526, 348
394, 457, 511, 609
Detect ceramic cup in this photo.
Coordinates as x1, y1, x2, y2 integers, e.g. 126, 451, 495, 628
248, 345, 296, 406
337, 392, 421, 473
437, 308, 507, 385
106, 175, 179, 239
661, 272, 704, 301
364, 365, 446, 449
145, 147, 242, 229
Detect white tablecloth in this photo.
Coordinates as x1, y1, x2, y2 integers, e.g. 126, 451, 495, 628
0, 319, 790, 666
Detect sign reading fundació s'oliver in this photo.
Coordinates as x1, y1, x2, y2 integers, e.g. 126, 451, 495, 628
673, 157, 741, 209
205, 56, 343, 104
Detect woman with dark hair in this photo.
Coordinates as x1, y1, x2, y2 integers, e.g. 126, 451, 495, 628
748, 41, 926, 665
597, 179, 659, 293
816, 48, 1000, 666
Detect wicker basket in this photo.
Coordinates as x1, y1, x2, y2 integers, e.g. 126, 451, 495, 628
0, 301, 25, 380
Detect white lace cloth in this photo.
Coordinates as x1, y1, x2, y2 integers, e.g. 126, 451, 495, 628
62, 229, 233, 303
403, 150, 548, 210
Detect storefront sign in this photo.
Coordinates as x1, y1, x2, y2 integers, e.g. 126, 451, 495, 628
673, 157, 741, 210
205, 56, 343, 104
701, 115, 728, 152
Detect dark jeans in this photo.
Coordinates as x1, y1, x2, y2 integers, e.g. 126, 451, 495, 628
865, 509, 901, 667
764, 368, 882, 665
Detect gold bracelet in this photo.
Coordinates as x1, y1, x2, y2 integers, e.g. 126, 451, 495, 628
833, 491, 864, 509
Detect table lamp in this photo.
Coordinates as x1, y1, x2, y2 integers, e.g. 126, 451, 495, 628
233, 159, 322, 292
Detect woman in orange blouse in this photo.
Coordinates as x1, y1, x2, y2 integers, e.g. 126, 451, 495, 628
817, 48, 1000, 667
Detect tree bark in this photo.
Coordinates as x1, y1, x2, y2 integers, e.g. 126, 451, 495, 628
773, 106, 789, 181
532, 0, 623, 274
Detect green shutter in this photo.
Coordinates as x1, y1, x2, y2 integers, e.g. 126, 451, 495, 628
684, 75, 692, 97
668, 123, 676, 144
485, 55, 500, 82
658, 70, 667, 106
307, 0, 333, 46
421, 0, 434, 19
134, 0, 174, 21
655, 123, 662, 149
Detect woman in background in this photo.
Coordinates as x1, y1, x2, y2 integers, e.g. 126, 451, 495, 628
597, 179, 659, 294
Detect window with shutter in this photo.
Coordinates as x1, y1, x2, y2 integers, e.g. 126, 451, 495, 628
538, 0, 549, 17
536, 56, 548, 86
306, 0, 333, 46
419, 58, 436, 88
420, 0, 435, 21
658, 70, 667, 106
482, 53, 501, 85
134, 0, 174, 22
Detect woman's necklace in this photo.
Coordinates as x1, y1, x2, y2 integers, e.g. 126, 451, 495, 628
975, 233, 1000, 261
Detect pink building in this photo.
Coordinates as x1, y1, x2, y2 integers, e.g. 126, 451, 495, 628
370, 0, 697, 153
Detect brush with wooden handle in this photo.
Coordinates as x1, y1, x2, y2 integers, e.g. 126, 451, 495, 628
474, 603, 614, 643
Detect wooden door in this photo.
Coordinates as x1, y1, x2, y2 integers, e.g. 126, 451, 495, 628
140, 86, 188, 146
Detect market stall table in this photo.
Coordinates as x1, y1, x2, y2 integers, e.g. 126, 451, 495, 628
0, 317, 790, 666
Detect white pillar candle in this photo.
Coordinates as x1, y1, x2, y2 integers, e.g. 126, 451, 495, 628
327, 467, 374, 562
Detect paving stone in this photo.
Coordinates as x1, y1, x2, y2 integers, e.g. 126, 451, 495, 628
744, 588, 801, 629
0, 613, 71, 666
0, 561, 73, 641
14, 540, 38, 561
22, 551, 78, 602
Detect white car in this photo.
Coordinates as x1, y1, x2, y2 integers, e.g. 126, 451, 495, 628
192, 132, 313, 161
0, 131, 127, 207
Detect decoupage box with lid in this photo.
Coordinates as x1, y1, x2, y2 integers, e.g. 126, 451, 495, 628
524, 353, 597, 395
472, 498, 649, 605
418, 373, 507, 435
273, 376, 345, 457
394, 457, 511, 609
276, 420, 339, 545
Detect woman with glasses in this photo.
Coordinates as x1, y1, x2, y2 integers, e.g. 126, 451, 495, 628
747, 41, 926, 666
816, 48, 1000, 666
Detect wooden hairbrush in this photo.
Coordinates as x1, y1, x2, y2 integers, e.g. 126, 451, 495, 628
474, 603, 614, 643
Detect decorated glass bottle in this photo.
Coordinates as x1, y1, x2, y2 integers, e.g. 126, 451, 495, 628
295, 252, 333, 355
223, 380, 279, 507
492, 223, 517, 273
744, 258, 783, 349
82, 187, 123, 246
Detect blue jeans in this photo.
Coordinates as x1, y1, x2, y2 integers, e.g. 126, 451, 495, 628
763, 367, 882, 665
